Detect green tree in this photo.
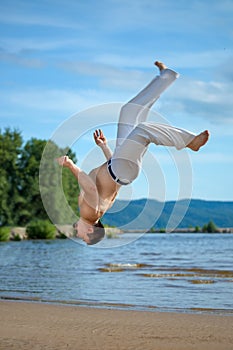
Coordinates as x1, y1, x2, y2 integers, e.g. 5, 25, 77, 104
202, 220, 218, 233
18, 138, 47, 224
26, 219, 56, 239
21, 139, 79, 225
0, 128, 23, 226
0, 128, 80, 227
0, 227, 11, 241
194, 226, 201, 233
39, 140, 79, 225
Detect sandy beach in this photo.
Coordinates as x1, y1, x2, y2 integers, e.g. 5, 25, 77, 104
0, 301, 232, 350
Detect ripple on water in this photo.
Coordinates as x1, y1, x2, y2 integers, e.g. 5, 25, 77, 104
137, 267, 233, 285
98, 263, 152, 272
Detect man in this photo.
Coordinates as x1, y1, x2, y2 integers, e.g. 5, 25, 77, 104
56, 61, 209, 245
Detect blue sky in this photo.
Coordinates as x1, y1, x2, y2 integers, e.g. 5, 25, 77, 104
0, 0, 233, 202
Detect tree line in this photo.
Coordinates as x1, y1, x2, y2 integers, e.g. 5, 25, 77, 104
0, 128, 80, 227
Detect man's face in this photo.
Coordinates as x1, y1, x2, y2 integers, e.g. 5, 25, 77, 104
74, 218, 94, 244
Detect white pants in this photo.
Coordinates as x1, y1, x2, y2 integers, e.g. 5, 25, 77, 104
110, 68, 196, 185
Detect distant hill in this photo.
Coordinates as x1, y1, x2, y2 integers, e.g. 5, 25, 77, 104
102, 199, 233, 230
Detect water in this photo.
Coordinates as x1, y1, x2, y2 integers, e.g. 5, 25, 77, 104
0, 234, 233, 314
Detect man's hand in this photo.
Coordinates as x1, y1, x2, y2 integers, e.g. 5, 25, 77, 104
93, 129, 112, 160
93, 129, 107, 147
56, 155, 73, 168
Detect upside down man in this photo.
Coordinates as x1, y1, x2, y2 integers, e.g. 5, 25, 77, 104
56, 61, 209, 245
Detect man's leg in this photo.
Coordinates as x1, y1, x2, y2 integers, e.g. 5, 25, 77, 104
110, 123, 209, 184
129, 122, 205, 150
116, 61, 179, 147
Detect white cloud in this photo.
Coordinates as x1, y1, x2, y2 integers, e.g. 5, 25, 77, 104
91, 50, 233, 71
59, 60, 151, 93
1, 87, 122, 116
3, 59, 233, 129
191, 152, 233, 164
0, 48, 45, 68
166, 51, 233, 70
0, 6, 82, 29
0, 38, 81, 53
159, 75, 233, 125
58, 57, 233, 125
6, 89, 95, 112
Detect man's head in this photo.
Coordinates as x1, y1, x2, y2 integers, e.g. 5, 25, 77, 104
73, 218, 105, 245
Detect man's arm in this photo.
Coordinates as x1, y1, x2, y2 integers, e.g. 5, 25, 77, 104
56, 156, 98, 208
93, 129, 112, 160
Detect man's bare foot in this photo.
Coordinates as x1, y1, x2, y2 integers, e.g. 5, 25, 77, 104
154, 61, 167, 71
187, 130, 209, 151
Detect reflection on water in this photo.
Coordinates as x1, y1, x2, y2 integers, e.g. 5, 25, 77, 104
0, 234, 233, 315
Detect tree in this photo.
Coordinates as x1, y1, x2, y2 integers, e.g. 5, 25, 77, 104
202, 220, 219, 233
0, 128, 23, 226
26, 220, 56, 239
38, 140, 79, 225
18, 138, 47, 224
194, 225, 201, 233
0, 128, 80, 227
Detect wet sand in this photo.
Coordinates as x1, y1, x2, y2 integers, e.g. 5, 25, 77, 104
0, 301, 232, 350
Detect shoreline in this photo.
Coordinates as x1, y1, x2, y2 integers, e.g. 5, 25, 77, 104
1, 301, 233, 350
1, 296, 232, 317
7, 226, 233, 241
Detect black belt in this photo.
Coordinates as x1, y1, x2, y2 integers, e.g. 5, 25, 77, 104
107, 159, 129, 186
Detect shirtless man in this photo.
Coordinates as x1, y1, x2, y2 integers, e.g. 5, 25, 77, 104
56, 61, 209, 245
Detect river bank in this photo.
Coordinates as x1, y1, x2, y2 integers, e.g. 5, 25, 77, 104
1, 301, 233, 350
7, 225, 233, 241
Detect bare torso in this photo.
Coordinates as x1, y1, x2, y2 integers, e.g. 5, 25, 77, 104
78, 162, 121, 222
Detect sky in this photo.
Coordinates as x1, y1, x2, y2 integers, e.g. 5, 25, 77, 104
0, 0, 233, 202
